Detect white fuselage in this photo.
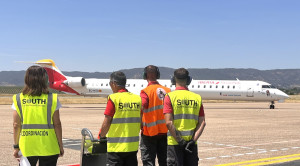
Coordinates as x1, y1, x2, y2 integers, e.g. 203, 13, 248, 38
69, 78, 289, 102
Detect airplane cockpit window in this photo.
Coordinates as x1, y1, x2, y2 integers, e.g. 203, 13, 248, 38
262, 85, 276, 89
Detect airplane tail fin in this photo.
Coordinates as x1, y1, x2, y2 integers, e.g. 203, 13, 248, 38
35, 59, 67, 83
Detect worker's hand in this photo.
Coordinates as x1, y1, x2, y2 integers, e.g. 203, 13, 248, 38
59, 147, 64, 157
13, 149, 20, 162
185, 140, 195, 153
97, 129, 102, 140
177, 139, 187, 147
100, 136, 107, 143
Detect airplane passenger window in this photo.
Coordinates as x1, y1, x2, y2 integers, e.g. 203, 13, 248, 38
227, 85, 230, 89
106, 84, 108, 86
192, 85, 194, 88
233, 86, 235, 89
204, 85, 206, 88
126, 84, 130, 87
216, 85, 218, 88
141, 85, 144, 87
133, 84, 135, 87
198, 85, 200, 88
210, 85, 212, 88
101, 83, 103, 86
222, 85, 224, 89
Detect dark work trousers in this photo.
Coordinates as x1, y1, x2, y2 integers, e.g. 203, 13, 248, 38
26, 154, 59, 166
167, 144, 199, 166
107, 151, 138, 166
140, 134, 167, 166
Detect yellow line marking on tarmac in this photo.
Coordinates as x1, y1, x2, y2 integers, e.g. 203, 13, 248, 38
215, 153, 300, 166
246, 157, 300, 166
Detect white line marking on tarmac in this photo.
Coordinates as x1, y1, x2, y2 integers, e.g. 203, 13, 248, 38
220, 155, 231, 158
257, 151, 267, 153
245, 152, 256, 155
281, 148, 289, 151
65, 143, 81, 146
205, 157, 217, 160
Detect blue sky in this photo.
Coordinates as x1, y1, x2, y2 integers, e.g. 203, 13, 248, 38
0, 0, 299, 72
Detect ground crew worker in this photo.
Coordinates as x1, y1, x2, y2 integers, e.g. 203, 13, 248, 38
99, 71, 141, 166
163, 68, 206, 166
12, 65, 64, 166
140, 65, 171, 166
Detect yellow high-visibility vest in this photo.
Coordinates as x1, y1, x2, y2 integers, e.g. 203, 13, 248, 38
13, 93, 60, 157
166, 90, 202, 145
107, 92, 141, 152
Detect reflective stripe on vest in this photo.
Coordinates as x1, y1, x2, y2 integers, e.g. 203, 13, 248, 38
107, 92, 141, 152
13, 93, 60, 157
111, 117, 140, 124
142, 84, 171, 136
167, 130, 194, 136
143, 105, 164, 113
167, 90, 202, 145
107, 136, 140, 143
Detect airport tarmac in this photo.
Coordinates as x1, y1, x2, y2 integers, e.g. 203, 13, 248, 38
1, 102, 300, 166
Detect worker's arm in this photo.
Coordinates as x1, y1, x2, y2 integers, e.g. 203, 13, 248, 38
53, 110, 64, 157
13, 110, 21, 159
164, 113, 182, 142
192, 116, 206, 142
99, 115, 113, 138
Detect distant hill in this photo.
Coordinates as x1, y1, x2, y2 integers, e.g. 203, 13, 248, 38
1, 68, 300, 89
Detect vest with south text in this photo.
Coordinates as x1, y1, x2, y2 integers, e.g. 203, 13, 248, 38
107, 92, 141, 152
13, 93, 60, 157
167, 90, 202, 145
142, 84, 170, 136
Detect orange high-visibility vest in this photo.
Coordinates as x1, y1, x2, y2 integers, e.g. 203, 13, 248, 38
142, 84, 171, 136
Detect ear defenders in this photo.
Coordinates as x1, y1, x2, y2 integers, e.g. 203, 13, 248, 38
143, 66, 160, 80
171, 75, 192, 85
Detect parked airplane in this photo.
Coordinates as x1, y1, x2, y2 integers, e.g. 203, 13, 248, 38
35, 59, 289, 109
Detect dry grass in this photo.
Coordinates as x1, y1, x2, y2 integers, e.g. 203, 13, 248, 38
285, 95, 300, 103
1, 94, 299, 105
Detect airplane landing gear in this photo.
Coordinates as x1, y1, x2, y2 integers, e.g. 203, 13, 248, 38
270, 101, 275, 109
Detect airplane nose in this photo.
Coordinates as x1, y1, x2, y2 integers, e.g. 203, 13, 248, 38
278, 90, 289, 99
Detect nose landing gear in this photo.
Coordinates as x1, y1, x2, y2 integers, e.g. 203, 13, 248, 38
270, 101, 275, 109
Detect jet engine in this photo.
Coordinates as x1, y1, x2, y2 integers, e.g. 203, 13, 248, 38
63, 77, 86, 87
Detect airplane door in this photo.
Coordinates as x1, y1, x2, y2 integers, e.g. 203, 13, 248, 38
247, 88, 254, 97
